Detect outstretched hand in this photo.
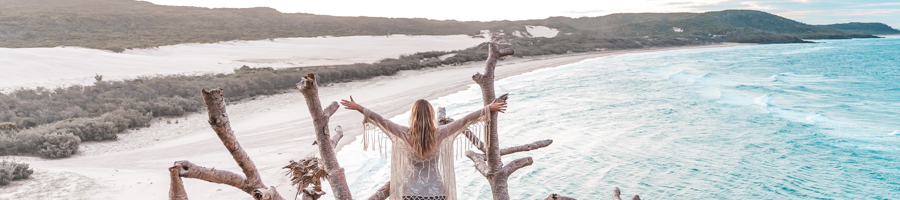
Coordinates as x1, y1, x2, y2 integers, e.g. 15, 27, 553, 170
341, 96, 363, 112
489, 98, 507, 113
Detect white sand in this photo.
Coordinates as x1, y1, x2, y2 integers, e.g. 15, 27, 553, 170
0, 43, 744, 199
525, 26, 559, 38
0, 35, 487, 92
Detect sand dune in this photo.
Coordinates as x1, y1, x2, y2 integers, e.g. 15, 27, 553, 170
0, 35, 487, 92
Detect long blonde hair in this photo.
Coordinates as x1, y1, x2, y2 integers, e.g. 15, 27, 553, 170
408, 99, 437, 158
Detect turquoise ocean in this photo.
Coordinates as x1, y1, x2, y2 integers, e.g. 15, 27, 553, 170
332, 36, 900, 199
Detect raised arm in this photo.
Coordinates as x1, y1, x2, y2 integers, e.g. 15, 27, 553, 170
341, 96, 408, 139
439, 98, 506, 141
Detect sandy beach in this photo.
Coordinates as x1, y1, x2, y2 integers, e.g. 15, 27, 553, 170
0, 43, 743, 199
0, 34, 487, 92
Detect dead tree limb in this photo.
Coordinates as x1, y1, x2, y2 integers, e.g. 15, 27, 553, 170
437, 107, 486, 152
613, 187, 641, 200
499, 157, 532, 176
301, 186, 326, 200
297, 126, 346, 200
543, 194, 577, 200
297, 73, 353, 200
202, 89, 263, 187
366, 182, 390, 200
462, 129, 486, 152
168, 165, 188, 200
313, 125, 344, 147
500, 140, 552, 156
465, 150, 490, 177
167, 88, 284, 200
471, 42, 553, 200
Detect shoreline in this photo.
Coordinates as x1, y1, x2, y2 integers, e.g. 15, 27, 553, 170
0, 42, 747, 199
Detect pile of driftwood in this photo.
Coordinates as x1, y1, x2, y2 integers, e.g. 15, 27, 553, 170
166, 42, 641, 200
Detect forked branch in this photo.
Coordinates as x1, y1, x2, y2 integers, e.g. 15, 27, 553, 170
499, 157, 533, 176
168, 88, 284, 200
202, 88, 263, 187
172, 161, 252, 193
297, 73, 353, 200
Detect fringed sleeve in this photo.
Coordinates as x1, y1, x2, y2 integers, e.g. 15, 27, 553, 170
361, 108, 409, 155
438, 105, 491, 153
436, 105, 491, 200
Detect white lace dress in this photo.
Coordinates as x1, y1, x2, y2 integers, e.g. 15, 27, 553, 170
362, 106, 490, 200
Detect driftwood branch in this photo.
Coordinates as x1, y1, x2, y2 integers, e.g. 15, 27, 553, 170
500, 139, 552, 156
366, 182, 390, 200
437, 107, 486, 152
301, 186, 326, 200
613, 187, 641, 200
297, 73, 353, 200
466, 150, 490, 177
437, 107, 450, 124
168, 165, 188, 200
323, 102, 340, 120
173, 160, 252, 192
201, 88, 263, 188
470, 42, 541, 200
544, 194, 577, 200
463, 129, 486, 152
500, 157, 533, 176
313, 125, 344, 147
168, 88, 284, 200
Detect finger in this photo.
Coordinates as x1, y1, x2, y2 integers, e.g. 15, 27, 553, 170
350, 96, 355, 102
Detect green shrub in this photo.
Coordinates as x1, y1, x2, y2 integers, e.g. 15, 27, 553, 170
1, 126, 81, 158
0, 122, 17, 132
0, 160, 34, 185
37, 132, 81, 158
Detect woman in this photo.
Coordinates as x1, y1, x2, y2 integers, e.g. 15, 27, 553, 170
341, 96, 506, 200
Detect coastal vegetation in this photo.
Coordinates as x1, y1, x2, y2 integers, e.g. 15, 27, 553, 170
818, 22, 900, 35
1, 0, 888, 52
1, 0, 895, 158
0, 35, 708, 158
0, 160, 33, 186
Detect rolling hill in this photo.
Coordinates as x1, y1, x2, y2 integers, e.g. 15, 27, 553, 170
0, 0, 891, 51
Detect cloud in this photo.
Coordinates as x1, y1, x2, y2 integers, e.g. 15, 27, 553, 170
775, 10, 816, 19
664, 2, 695, 6
789, 0, 810, 3
855, 2, 900, 7
740, 1, 777, 10
831, 9, 900, 16
565, 9, 621, 15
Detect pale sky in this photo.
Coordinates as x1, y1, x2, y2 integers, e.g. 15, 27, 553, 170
140, 0, 900, 28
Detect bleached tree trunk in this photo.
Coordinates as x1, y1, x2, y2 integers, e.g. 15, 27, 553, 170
366, 182, 390, 200
297, 73, 354, 200
430, 42, 549, 200
167, 88, 285, 200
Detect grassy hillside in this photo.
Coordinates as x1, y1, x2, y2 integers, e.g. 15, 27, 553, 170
0, 0, 500, 51
0, 0, 884, 52
818, 22, 900, 35
528, 10, 876, 42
